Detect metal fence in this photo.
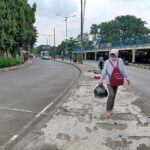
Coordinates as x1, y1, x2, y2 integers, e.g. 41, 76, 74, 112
73, 36, 150, 52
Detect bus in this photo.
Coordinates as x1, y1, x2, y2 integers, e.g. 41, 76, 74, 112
40, 51, 49, 60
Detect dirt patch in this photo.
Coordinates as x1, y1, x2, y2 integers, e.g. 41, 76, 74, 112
94, 122, 127, 130
56, 133, 71, 141
137, 144, 150, 150
105, 137, 132, 149
23, 142, 59, 150
100, 113, 137, 121
129, 136, 150, 140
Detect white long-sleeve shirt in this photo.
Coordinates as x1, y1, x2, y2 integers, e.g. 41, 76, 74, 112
101, 58, 129, 84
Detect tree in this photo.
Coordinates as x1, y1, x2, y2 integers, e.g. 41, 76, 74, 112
0, 0, 37, 57
90, 24, 99, 36
90, 15, 150, 43
56, 37, 79, 56
77, 33, 92, 49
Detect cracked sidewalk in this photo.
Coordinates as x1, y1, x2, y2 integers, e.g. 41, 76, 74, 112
13, 63, 150, 150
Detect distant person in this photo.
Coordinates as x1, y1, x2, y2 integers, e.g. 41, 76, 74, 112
99, 49, 130, 117
69, 55, 72, 61
98, 54, 104, 70
23, 52, 28, 61
72, 54, 77, 63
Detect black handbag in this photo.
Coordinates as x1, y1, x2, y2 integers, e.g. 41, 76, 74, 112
94, 84, 108, 98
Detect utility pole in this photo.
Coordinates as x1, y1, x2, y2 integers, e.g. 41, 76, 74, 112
80, 0, 83, 64
54, 28, 56, 47
56, 14, 76, 56
47, 38, 49, 45
53, 28, 56, 57
65, 17, 68, 55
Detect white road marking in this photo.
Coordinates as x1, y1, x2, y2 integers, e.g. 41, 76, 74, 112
0, 107, 33, 113
0, 107, 48, 115
10, 135, 18, 141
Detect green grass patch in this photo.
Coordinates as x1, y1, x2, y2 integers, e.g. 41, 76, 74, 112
0, 57, 24, 68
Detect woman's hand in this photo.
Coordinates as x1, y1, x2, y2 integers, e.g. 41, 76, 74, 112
99, 81, 103, 86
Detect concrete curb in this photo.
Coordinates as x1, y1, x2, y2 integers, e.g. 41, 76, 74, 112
54, 59, 84, 78
128, 63, 150, 69
0, 59, 82, 150
0, 59, 33, 73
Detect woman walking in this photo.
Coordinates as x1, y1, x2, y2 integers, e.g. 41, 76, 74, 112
99, 49, 130, 117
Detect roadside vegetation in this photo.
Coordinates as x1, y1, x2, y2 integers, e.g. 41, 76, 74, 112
0, 57, 24, 68
0, 0, 37, 68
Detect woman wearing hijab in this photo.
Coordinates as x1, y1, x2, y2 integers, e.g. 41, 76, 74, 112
99, 49, 130, 117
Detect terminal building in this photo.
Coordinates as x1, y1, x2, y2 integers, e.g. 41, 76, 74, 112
73, 36, 150, 63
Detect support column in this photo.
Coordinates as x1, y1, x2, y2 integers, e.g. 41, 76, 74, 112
132, 49, 136, 63
84, 52, 87, 60
95, 51, 97, 60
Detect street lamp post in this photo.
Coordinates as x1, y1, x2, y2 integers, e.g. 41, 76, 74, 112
57, 14, 76, 56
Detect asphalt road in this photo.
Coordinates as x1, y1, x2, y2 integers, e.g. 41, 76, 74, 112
84, 60, 150, 106
125, 66, 150, 104
0, 59, 80, 147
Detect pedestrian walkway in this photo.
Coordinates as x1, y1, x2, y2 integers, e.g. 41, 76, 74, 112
14, 60, 150, 150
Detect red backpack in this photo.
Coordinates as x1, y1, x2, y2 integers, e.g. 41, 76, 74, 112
108, 59, 124, 86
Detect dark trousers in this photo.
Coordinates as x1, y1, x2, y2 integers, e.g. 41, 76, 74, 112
106, 84, 118, 111
99, 62, 103, 70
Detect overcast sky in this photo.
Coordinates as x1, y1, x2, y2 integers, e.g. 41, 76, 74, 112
28, 0, 150, 46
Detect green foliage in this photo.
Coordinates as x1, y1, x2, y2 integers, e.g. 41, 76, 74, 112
90, 24, 99, 36
90, 15, 150, 43
0, 57, 24, 68
0, 0, 37, 56
77, 53, 83, 64
77, 33, 92, 48
56, 37, 80, 56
